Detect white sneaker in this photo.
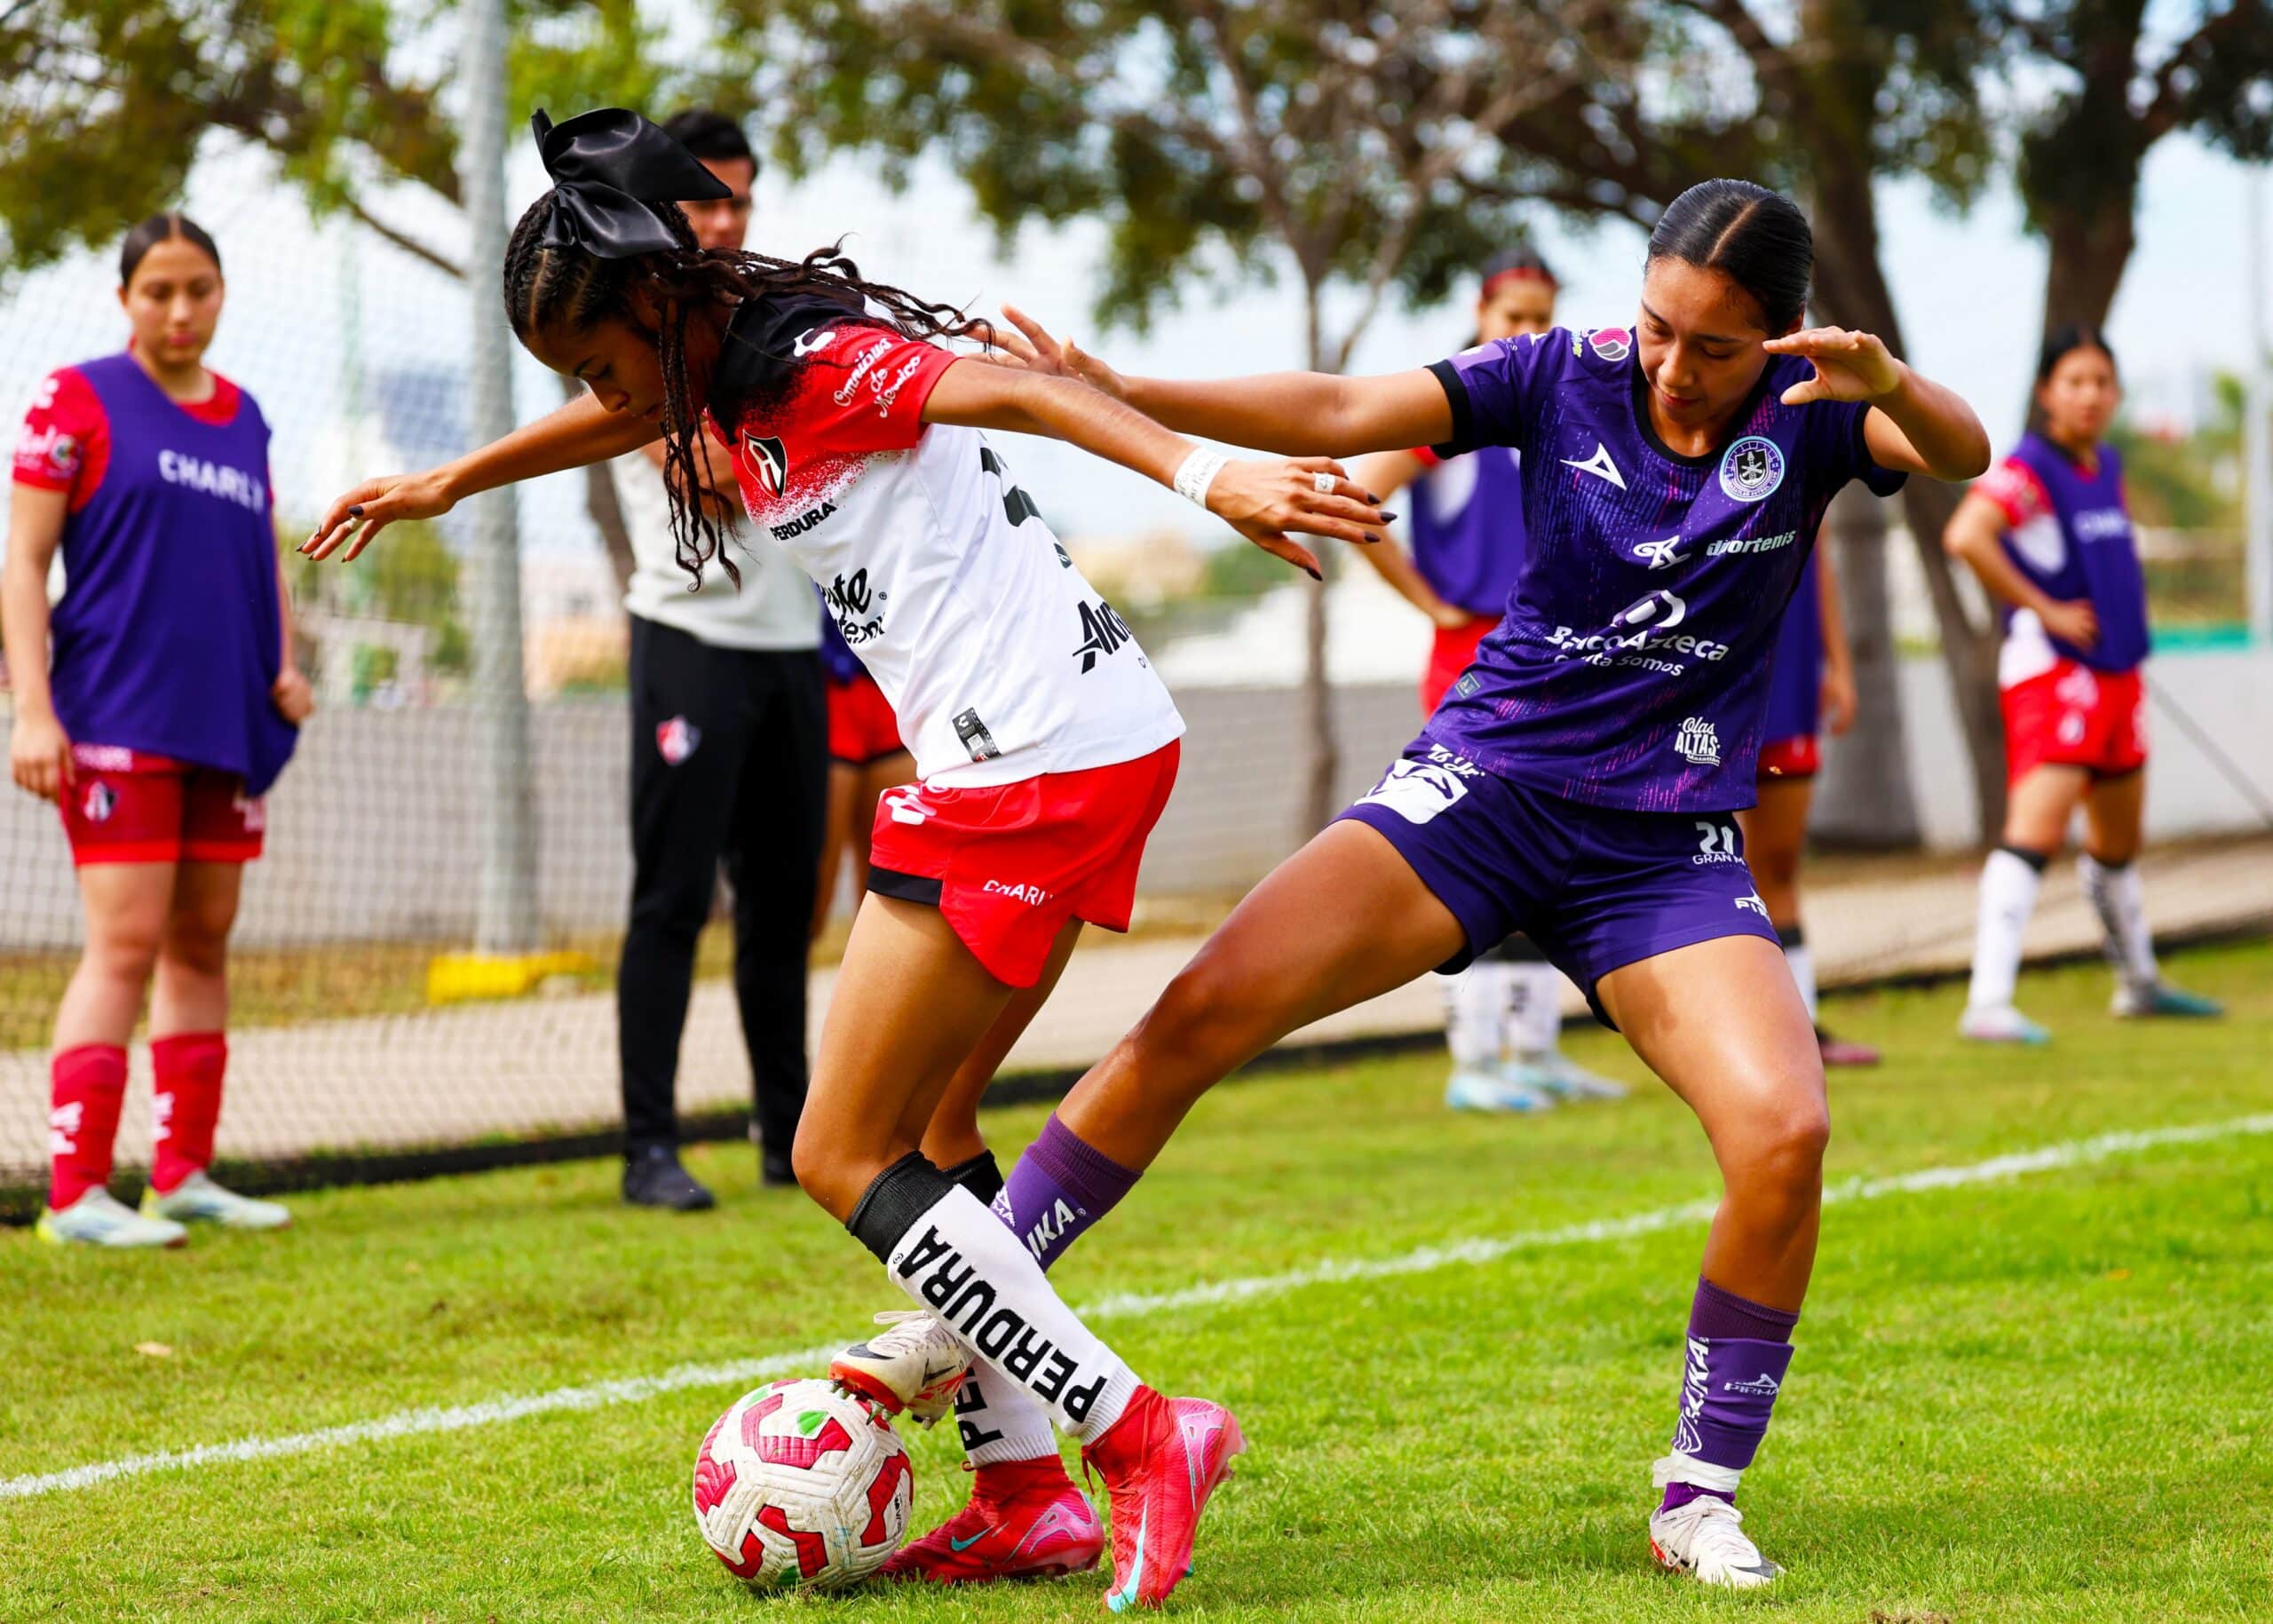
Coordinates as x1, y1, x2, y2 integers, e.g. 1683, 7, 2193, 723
1445, 1066, 1556, 1113
1649, 1494, 1781, 1588
1957, 1004, 2050, 1045
828, 1310, 970, 1426
141, 1170, 292, 1230
36, 1187, 187, 1248
1525, 1050, 1628, 1101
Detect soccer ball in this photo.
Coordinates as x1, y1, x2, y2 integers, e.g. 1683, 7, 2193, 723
691, 1377, 914, 1589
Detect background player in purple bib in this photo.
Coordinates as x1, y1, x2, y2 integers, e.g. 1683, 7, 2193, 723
1347, 246, 1626, 1113
981, 178, 1987, 1588
1741, 546, 1880, 1065
1943, 325, 2221, 1042
6, 215, 306, 1248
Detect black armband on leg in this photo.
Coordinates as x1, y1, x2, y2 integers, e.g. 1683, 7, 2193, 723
1484, 934, 1549, 964
846, 1152, 955, 1264
1997, 844, 2051, 872
939, 1148, 1004, 1204
1775, 922, 1805, 950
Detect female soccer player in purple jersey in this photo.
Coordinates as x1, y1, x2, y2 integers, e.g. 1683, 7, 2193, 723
1944, 325, 2222, 1042
304, 108, 1389, 1609
1346, 247, 1628, 1113
1741, 546, 1881, 1066
962, 178, 1988, 1589
6, 216, 306, 1248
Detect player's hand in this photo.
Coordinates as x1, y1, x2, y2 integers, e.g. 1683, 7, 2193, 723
1765, 328, 1904, 406
1427, 599, 1480, 631
302, 469, 455, 561
1205, 456, 1387, 581
9, 709, 72, 803
1820, 662, 1858, 737
978, 305, 1129, 402
272, 666, 315, 725
2039, 598, 2099, 650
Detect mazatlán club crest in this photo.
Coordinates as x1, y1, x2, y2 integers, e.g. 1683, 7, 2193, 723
742, 433, 788, 500
1587, 326, 1633, 363
1718, 435, 1786, 503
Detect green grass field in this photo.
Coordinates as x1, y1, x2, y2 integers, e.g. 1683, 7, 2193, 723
6, 940, 2271, 1621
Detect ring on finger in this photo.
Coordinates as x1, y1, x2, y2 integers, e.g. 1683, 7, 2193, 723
1311, 471, 1336, 495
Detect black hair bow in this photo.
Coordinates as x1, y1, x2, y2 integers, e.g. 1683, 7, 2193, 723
530, 107, 733, 259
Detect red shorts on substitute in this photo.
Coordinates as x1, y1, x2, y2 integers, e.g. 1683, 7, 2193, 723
1421, 617, 1499, 715
57, 744, 265, 866
2001, 660, 2146, 785
1756, 735, 1822, 780
866, 742, 1182, 986
827, 673, 907, 766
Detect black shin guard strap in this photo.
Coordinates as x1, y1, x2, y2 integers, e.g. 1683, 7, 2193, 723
940, 1148, 1005, 1204
846, 1152, 956, 1264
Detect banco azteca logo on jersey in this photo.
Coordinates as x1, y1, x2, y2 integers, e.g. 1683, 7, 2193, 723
1072, 598, 1134, 673
1542, 587, 1731, 672
741, 432, 788, 499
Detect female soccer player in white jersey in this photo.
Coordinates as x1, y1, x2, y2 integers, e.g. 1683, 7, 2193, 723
303, 107, 1385, 1611
932, 178, 1987, 1590
1943, 324, 2222, 1042
1346, 245, 1628, 1113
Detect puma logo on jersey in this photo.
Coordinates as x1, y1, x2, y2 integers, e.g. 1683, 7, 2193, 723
1561, 441, 1627, 489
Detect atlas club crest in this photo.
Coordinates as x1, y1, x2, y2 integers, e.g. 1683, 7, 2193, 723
742, 433, 788, 500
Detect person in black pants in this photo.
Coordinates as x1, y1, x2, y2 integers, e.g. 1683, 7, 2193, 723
612, 111, 826, 1209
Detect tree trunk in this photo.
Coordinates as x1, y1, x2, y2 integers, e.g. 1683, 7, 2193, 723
1299, 289, 1340, 839
558, 374, 637, 595
1803, 173, 1921, 846
1898, 475, 2008, 843
2038, 187, 2135, 337
1810, 484, 1920, 847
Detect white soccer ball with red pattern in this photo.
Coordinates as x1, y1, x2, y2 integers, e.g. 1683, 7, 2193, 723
691, 1377, 914, 1589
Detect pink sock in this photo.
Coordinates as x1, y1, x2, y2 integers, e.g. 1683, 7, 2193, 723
49, 1043, 128, 1209
151, 1032, 227, 1194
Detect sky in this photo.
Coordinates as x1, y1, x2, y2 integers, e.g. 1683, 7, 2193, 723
0, 93, 2266, 558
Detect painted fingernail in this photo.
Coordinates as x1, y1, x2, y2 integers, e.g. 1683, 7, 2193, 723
1306, 566, 1323, 581
1366, 491, 1381, 503
1378, 511, 1398, 524
1363, 532, 1382, 544
348, 504, 364, 517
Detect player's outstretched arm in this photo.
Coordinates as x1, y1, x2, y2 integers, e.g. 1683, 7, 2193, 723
922, 358, 1389, 582
981, 305, 1453, 458
303, 390, 660, 560
1763, 327, 1989, 481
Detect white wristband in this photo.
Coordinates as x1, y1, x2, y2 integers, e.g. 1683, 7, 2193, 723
1172, 448, 1230, 510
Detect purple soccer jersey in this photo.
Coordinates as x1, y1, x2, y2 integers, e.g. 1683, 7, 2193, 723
1760, 549, 1824, 745
1407, 443, 1529, 616
1422, 325, 1905, 812
1976, 432, 2150, 675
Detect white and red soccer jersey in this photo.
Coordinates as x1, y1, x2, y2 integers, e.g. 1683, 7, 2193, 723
702, 297, 1183, 788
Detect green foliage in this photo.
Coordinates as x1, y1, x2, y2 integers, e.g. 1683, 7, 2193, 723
0, 0, 762, 279
2112, 372, 2245, 532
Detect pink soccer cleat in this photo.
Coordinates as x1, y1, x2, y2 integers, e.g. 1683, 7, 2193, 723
1081, 1388, 1245, 1612
883, 1456, 1103, 1583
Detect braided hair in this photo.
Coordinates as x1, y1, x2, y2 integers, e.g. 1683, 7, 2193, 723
503, 194, 982, 588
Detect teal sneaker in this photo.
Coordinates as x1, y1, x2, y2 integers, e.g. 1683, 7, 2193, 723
2112, 981, 2223, 1019
1525, 1050, 1628, 1101
1958, 1004, 2051, 1045
37, 1187, 187, 1248
1446, 1066, 1556, 1113
142, 1170, 292, 1230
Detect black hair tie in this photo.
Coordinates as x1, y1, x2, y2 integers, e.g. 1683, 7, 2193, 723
530, 107, 733, 260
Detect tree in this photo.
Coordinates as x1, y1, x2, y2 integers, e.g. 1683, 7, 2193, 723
0, 0, 753, 592
736, 0, 1632, 837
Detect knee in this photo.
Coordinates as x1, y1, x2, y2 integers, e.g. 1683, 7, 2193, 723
1737, 1105, 1830, 1210
162, 906, 235, 977
790, 1124, 892, 1223
86, 916, 164, 986
1140, 954, 1259, 1081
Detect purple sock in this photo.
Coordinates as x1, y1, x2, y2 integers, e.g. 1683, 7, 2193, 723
990, 1113, 1140, 1271
1658, 1278, 1799, 1513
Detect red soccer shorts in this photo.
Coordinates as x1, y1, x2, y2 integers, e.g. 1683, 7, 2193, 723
827, 672, 907, 766
57, 744, 265, 866
866, 741, 1182, 986
1756, 735, 1822, 780
2001, 659, 2146, 786
1421, 616, 1499, 715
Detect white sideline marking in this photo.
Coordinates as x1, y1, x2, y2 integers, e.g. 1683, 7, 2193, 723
6, 1112, 2269, 1503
